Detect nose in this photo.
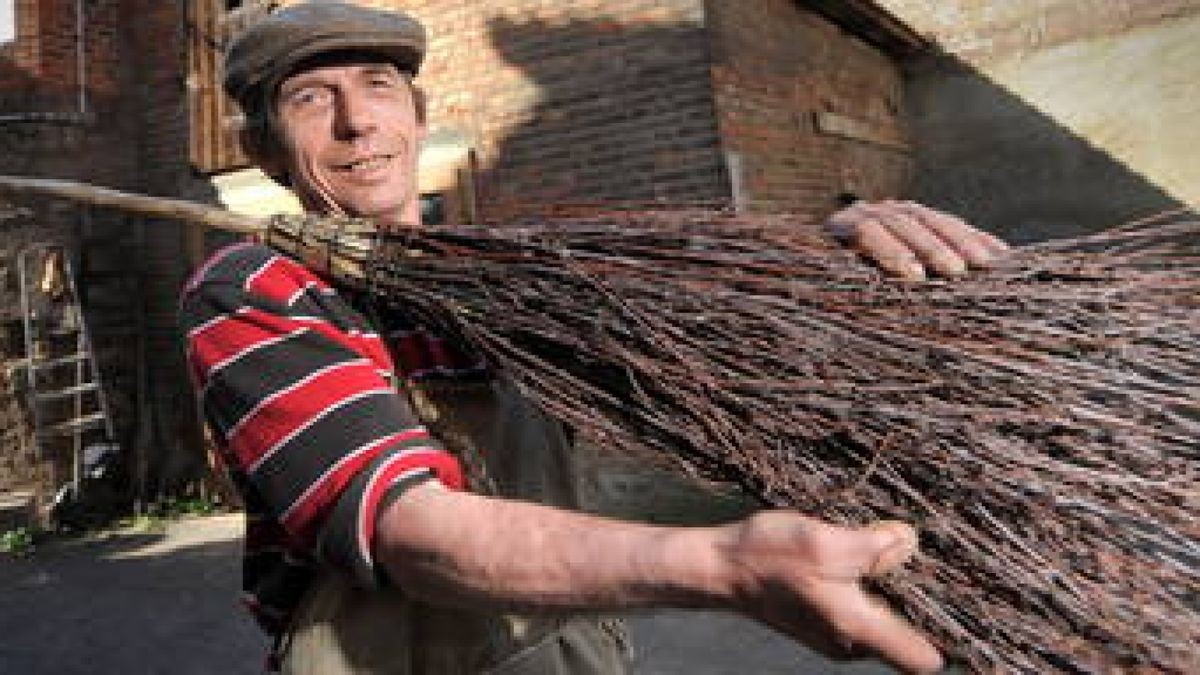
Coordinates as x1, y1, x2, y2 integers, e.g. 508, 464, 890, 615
332, 87, 377, 141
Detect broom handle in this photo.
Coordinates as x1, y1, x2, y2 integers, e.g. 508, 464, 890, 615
0, 174, 268, 236
0, 174, 381, 282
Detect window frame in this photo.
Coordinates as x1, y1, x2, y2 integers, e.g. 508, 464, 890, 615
187, 0, 252, 174
0, 0, 17, 46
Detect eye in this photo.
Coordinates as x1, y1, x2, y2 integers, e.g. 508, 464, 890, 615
368, 75, 399, 89
284, 86, 330, 109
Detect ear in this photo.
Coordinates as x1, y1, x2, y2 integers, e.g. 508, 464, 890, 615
412, 84, 429, 141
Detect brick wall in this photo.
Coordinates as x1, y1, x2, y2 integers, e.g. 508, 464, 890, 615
404, 0, 728, 219
2, 0, 921, 510
706, 0, 911, 222
122, 0, 221, 497
0, 0, 142, 513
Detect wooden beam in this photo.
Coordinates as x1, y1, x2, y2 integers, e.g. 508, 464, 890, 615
0, 175, 266, 235
799, 0, 929, 58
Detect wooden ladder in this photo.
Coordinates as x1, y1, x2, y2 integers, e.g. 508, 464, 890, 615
16, 243, 114, 498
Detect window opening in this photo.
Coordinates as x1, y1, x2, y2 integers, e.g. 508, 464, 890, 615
0, 0, 17, 45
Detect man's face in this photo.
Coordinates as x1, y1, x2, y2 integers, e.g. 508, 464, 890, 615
269, 56, 425, 228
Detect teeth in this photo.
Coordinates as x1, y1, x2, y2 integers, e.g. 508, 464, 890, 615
342, 156, 391, 172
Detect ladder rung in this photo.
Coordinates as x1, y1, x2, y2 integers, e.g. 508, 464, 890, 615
37, 411, 107, 437
35, 382, 100, 403
31, 352, 90, 370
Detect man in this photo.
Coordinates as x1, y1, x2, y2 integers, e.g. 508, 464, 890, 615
182, 2, 1003, 673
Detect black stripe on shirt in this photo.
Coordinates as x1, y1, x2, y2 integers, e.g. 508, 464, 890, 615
202, 244, 278, 291
202, 328, 367, 439
250, 391, 431, 520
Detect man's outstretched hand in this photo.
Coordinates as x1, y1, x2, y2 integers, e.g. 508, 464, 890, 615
720, 511, 943, 674
826, 200, 1008, 280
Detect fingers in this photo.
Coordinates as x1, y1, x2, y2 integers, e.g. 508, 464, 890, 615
869, 207, 968, 278
825, 200, 1009, 279
976, 228, 1010, 254
836, 217, 927, 280
820, 521, 940, 673
734, 513, 942, 674
862, 521, 919, 576
837, 589, 944, 674
893, 202, 1007, 267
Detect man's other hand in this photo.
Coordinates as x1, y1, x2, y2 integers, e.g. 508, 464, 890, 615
721, 511, 943, 674
825, 200, 1008, 280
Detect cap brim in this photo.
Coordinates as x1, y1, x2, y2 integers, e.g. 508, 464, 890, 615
260, 33, 424, 97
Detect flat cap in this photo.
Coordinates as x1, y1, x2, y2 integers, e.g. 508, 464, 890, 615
223, 1, 426, 112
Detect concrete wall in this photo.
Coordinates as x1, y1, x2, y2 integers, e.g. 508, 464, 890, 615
878, 0, 1199, 242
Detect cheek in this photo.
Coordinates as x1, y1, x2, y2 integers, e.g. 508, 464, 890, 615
278, 119, 325, 164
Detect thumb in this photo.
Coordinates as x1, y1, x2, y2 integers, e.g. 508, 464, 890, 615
858, 521, 919, 576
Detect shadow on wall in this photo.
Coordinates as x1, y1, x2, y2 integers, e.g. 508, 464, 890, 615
472, 16, 730, 219
903, 50, 1185, 244
455, 14, 1185, 243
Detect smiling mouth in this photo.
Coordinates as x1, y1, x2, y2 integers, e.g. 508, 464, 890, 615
334, 154, 395, 174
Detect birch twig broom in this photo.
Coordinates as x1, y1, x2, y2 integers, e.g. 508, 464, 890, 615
2, 175, 1197, 672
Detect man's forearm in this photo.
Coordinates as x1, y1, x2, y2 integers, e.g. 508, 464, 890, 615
375, 482, 942, 674
374, 481, 735, 614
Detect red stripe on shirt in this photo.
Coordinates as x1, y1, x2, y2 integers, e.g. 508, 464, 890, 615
245, 257, 303, 303
280, 429, 437, 543
227, 361, 397, 471
358, 449, 467, 562
343, 333, 394, 372
190, 310, 308, 384
245, 254, 334, 302
191, 308, 396, 387
182, 241, 258, 294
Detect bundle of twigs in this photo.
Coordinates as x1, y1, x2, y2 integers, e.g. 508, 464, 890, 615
0, 176, 1195, 672
271, 208, 1200, 673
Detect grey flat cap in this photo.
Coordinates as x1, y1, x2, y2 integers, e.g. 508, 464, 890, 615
223, 1, 426, 112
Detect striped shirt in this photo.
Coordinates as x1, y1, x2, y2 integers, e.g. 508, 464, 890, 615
178, 242, 470, 638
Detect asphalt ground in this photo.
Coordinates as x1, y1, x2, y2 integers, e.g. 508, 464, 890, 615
0, 513, 894, 674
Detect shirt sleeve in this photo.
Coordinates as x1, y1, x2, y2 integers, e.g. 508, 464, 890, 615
179, 243, 464, 587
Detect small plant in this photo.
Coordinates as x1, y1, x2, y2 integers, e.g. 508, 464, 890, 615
153, 495, 219, 519
0, 527, 36, 556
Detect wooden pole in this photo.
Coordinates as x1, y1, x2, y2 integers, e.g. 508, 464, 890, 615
0, 175, 268, 236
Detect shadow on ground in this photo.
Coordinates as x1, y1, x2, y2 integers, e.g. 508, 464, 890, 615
0, 514, 266, 675
0, 513, 898, 674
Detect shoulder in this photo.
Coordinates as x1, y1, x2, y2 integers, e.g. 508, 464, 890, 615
178, 241, 379, 343
181, 241, 333, 306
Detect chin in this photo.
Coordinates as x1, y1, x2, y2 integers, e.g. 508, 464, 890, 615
346, 200, 411, 225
